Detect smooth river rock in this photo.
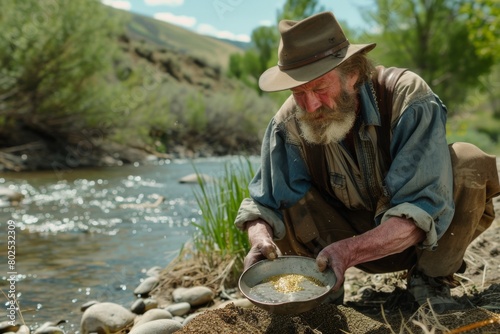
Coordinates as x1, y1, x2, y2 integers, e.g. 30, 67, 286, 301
172, 286, 214, 306
17, 325, 31, 334
0, 321, 20, 332
134, 309, 173, 327
165, 302, 191, 316
130, 298, 158, 314
178, 173, 213, 184
145, 266, 163, 277
80, 302, 135, 334
133, 276, 159, 296
80, 300, 100, 312
33, 326, 65, 334
0, 187, 24, 205
212, 298, 253, 309
129, 319, 183, 334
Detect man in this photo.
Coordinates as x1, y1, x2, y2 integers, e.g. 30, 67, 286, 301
234, 11, 500, 313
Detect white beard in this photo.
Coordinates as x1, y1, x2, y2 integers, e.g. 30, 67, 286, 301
298, 110, 356, 145
293, 75, 359, 145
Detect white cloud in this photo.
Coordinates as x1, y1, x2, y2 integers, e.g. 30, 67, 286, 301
196, 23, 250, 43
145, 0, 184, 6
154, 12, 196, 28
101, 0, 132, 10
259, 20, 273, 27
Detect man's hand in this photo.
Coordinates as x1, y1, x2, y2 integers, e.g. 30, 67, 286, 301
244, 219, 281, 270
316, 243, 349, 291
316, 216, 425, 291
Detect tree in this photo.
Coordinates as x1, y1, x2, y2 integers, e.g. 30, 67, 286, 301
364, 0, 495, 110
227, 0, 324, 94
0, 0, 125, 149
460, 0, 500, 118
277, 0, 325, 21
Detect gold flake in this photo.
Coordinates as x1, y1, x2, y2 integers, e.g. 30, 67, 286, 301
264, 274, 324, 293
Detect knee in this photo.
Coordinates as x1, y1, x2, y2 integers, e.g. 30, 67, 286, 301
449, 142, 499, 187
449, 142, 490, 165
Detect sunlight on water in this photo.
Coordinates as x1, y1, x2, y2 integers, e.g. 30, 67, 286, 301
2, 170, 197, 234
0, 157, 259, 331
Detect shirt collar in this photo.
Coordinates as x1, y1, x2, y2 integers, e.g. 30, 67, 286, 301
358, 82, 381, 126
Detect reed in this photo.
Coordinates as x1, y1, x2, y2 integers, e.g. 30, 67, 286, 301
192, 158, 255, 271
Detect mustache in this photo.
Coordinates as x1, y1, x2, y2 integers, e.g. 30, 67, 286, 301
295, 89, 355, 119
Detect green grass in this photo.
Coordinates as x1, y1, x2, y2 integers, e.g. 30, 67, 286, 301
192, 158, 255, 270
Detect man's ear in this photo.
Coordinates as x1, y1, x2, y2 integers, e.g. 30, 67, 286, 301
348, 71, 360, 89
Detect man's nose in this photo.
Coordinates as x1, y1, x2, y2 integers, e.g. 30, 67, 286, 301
303, 92, 322, 113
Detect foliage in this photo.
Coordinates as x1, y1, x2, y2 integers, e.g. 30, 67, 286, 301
446, 75, 500, 155
227, 0, 324, 96
0, 0, 127, 143
192, 158, 256, 270
112, 74, 276, 155
364, 0, 495, 110
460, 0, 500, 61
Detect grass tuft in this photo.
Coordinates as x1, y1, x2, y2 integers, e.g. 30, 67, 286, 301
192, 158, 255, 272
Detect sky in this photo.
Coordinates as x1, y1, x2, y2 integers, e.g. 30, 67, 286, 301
100, 0, 374, 43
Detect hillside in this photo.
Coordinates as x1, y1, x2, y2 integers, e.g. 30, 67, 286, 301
0, 5, 275, 172
120, 9, 244, 71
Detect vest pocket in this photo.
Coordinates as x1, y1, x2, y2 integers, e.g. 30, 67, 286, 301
330, 172, 350, 205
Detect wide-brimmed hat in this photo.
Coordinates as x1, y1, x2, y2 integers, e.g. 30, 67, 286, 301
259, 11, 376, 92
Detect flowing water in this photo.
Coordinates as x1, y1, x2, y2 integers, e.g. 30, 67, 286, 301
0, 156, 256, 333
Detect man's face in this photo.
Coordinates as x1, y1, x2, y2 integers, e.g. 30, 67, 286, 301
291, 69, 359, 145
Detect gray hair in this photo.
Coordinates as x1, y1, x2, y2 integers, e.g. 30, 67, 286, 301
336, 52, 375, 87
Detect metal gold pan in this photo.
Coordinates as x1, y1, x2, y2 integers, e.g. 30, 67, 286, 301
238, 256, 337, 314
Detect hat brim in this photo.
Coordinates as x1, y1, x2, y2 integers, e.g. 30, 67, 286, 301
259, 43, 376, 92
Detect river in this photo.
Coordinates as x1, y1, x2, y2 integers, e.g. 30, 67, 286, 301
0, 156, 257, 333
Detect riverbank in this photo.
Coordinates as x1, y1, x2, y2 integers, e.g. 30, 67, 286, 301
3, 161, 500, 333
0, 137, 256, 173
9, 197, 498, 333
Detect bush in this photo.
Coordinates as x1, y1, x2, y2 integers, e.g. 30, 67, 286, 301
0, 0, 126, 139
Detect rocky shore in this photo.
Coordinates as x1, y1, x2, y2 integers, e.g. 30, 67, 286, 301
2, 263, 251, 334
2, 161, 499, 333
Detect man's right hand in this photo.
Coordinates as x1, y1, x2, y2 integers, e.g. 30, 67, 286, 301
243, 219, 281, 270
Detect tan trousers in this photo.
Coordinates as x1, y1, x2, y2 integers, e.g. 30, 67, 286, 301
276, 142, 500, 277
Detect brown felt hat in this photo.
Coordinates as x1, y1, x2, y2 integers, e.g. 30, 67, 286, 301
259, 11, 376, 92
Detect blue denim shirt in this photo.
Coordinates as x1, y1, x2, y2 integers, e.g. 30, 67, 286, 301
236, 71, 455, 249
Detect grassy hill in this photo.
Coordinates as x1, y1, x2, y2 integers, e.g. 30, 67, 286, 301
0, 3, 277, 172
116, 9, 244, 71
103, 8, 278, 162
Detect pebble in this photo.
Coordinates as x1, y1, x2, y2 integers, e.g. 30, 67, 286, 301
134, 309, 173, 327
33, 326, 65, 334
172, 316, 185, 323
0, 321, 20, 332
128, 319, 183, 334
17, 325, 30, 334
80, 300, 100, 312
172, 286, 214, 306
33, 320, 68, 334
134, 276, 160, 297
146, 266, 163, 277
178, 173, 213, 184
67, 265, 246, 334
0, 187, 24, 205
165, 302, 191, 316
212, 298, 253, 309
80, 302, 135, 334
130, 298, 158, 314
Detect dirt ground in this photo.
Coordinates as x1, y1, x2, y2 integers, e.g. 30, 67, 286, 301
156, 195, 500, 334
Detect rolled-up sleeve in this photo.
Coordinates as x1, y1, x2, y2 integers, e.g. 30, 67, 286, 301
381, 95, 454, 249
